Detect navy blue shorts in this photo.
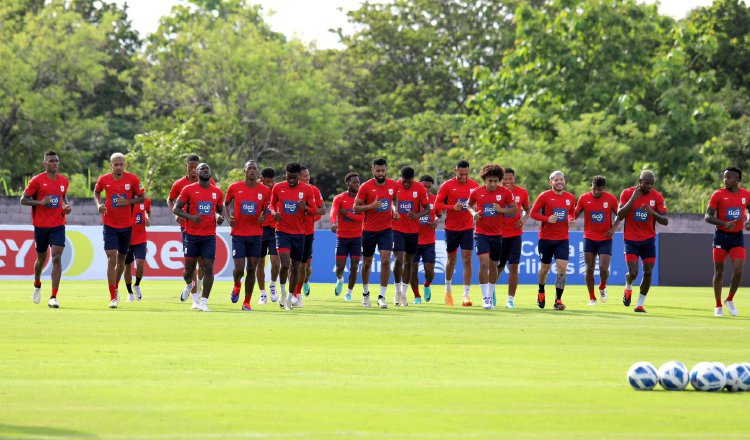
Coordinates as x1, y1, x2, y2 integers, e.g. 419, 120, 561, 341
362, 229, 393, 257
301, 233, 314, 263
474, 233, 501, 261
336, 236, 362, 258
184, 233, 216, 260
232, 235, 262, 259
624, 238, 656, 261
103, 225, 132, 254
393, 231, 419, 254
276, 231, 305, 262
34, 225, 65, 252
413, 244, 436, 264
538, 239, 569, 264
260, 226, 278, 257
713, 230, 745, 251
125, 242, 147, 264
445, 229, 474, 253
499, 235, 522, 267
584, 238, 613, 256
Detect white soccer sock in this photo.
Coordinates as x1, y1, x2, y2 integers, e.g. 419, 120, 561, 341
490, 284, 496, 295
463, 285, 470, 297
395, 282, 402, 296
446, 279, 452, 292
346, 288, 353, 295
280, 283, 287, 296
363, 283, 369, 294
380, 285, 387, 297
260, 289, 266, 296
337, 276, 343, 282
200, 297, 208, 305
270, 281, 276, 287
400, 282, 407, 295
480, 283, 489, 299
192, 292, 200, 302
637, 294, 647, 307
626, 282, 633, 290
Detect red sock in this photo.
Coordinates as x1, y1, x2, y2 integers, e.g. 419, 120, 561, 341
727, 291, 736, 301
411, 284, 419, 295
598, 282, 606, 290
424, 281, 431, 287
108, 284, 117, 300
51, 288, 58, 298
34, 281, 41, 288
295, 283, 303, 295
716, 298, 723, 307
414, 290, 421, 299
244, 293, 252, 303
588, 288, 596, 300
233, 281, 241, 293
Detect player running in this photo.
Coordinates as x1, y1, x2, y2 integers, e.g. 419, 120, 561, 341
704, 166, 750, 317
530, 170, 576, 311
617, 170, 668, 313
20, 150, 71, 308
435, 160, 479, 306
124, 197, 151, 302
256, 167, 281, 304
94, 152, 145, 309
467, 164, 517, 310
354, 157, 399, 309
225, 160, 270, 311
410, 175, 441, 304
497, 168, 531, 309
173, 163, 224, 312
574, 176, 619, 305
330, 172, 364, 301
298, 165, 326, 305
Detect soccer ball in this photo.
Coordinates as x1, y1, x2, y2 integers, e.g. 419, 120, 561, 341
627, 362, 658, 390
724, 363, 750, 392
690, 363, 726, 392
657, 361, 689, 391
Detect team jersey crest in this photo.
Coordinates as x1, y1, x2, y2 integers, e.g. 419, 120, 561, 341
515, 196, 520, 202
649, 200, 655, 206
298, 191, 304, 199
566, 199, 571, 206
258, 194, 263, 200
496, 194, 502, 201
139, 203, 145, 210
388, 189, 394, 195
212, 193, 217, 200
603, 202, 608, 208
124, 184, 131, 190
743, 198, 747, 205
413, 191, 417, 198
60, 185, 65, 192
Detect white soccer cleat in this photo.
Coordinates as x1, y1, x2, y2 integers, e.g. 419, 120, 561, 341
258, 294, 268, 305
279, 293, 287, 309
588, 299, 597, 306
724, 299, 738, 316
33, 287, 41, 304
48, 297, 59, 308
599, 288, 608, 303
197, 303, 210, 312
362, 294, 371, 308
400, 293, 408, 307
134, 285, 142, 300
108, 296, 119, 309
296, 294, 304, 308
180, 285, 191, 302
483, 298, 492, 310
377, 296, 387, 309
269, 285, 278, 302
290, 295, 300, 308
191, 301, 200, 310
127, 293, 135, 302
715, 306, 724, 317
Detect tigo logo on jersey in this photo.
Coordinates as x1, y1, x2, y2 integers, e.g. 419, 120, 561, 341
241, 201, 257, 215
198, 202, 213, 215
634, 209, 649, 222
398, 201, 413, 214
726, 208, 741, 220
553, 208, 567, 220
590, 211, 605, 223
283, 202, 298, 214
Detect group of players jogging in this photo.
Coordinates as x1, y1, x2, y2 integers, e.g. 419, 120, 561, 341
21, 151, 750, 317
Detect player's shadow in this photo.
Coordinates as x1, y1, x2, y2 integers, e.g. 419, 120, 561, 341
0, 423, 95, 438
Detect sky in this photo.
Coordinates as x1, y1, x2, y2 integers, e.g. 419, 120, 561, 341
115, 0, 717, 50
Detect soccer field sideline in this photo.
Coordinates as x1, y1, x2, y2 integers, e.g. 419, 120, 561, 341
2, 281, 749, 439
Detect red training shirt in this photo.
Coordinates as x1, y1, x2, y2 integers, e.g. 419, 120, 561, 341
270, 181, 317, 235
435, 177, 479, 232
418, 193, 440, 245
619, 187, 667, 241
130, 198, 151, 245
708, 187, 750, 233
502, 185, 529, 238
225, 180, 271, 237
24, 172, 69, 228
530, 190, 576, 240
95, 172, 145, 229
178, 183, 224, 236
393, 180, 430, 234
169, 176, 216, 201
575, 191, 619, 241
355, 178, 399, 233
468, 185, 514, 236
331, 192, 364, 239
304, 184, 325, 235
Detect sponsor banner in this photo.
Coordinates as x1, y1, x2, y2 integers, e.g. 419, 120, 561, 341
0, 226, 654, 285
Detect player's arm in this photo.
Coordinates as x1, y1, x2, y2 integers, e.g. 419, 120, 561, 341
20, 180, 48, 207
224, 191, 235, 226
173, 198, 199, 224
354, 189, 380, 213
215, 195, 225, 225
574, 197, 584, 220
315, 192, 326, 216
617, 187, 642, 220
704, 206, 730, 227
648, 197, 669, 226
391, 192, 400, 221
412, 189, 430, 219
568, 196, 577, 225
496, 200, 517, 216
302, 190, 317, 215
530, 195, 554, 223
93, 187, 106, 214
329, 196, 340, 232
467, 195, 480, 221
434, 183, 456, 211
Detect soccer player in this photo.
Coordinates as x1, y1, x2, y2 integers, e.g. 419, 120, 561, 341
20, 150, 71, 308
270, 162, 317, 310
354, 157, 399, 309
497, 168, 531, 309
225, 160, 270, 311
94, 152, 145, 309
124, 196, 151, 302
173, 163, 224, 312
331, 172, 364, 302
617, 170, 668, 313
574, 176, 619, 305
530, 170, 576, 311
704, 166, 750, 316
435, 160, 479, 306
468, 164, 517, 310
256, 167, 281, 304
298, 165, 326, 304
410, 175, 441, 303
392, 166, 430, 307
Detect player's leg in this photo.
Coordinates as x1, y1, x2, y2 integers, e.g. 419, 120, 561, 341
553, 257, 568, 310
334, 250, 347, 296
124, 245, 135, 301
378, 249, 391, 309
256, 256, 266, 292
231, 257, 245, 304
537, 239, 553, 309
634, 261, 654, 313
278, 251, 291, 307
623, 239, 640, 307
181, 256, 199, 307
477, 252, 491, 309
392, 250, 405, 305
347, 256, 360, 301
584, 251, 597, 304
444, 231, 459, 304
302, 234, 314, 295
360, 232, 377, 307
460, 231, 474, 306
244, 256, 259, 309
47, 241, 63, 308
724, 248, 745, 316
400, 234, 418, 306
410, 253, 421, 302
712, 252, 726, 315
598, 252, 611, 303
134, 256, 145, 300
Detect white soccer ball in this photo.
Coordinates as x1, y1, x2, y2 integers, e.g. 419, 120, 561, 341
657, 361, 689, 391
690, 363, 727, 392
627, 362, 658, 390
724, 363, 750, 392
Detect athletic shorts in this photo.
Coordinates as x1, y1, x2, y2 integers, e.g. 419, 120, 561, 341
125, 242, 147, 264
713, 230, 746, 262
232, 235, 262, 259
474, 233, 501, 261
393, 231, 419, 254
624, 238, 656, 263
445, 229, 473, 253
499, 235, 522, 267
184, 233, 216, 260
260, 226, 278, 257
301, 233, 315, 264
103, 225, 132, 254
362, 229, 393, 257
584, 238, 613, 256
336, 236, 362, 258
538, 239, 569, 264
34, 225, 65, 252
276, 231, 305, 262
413, 243, 436, 264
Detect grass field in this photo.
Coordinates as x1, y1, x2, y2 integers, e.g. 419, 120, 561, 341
1, 280, 749, 439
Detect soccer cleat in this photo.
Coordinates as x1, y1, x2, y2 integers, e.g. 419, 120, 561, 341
33, 287, 41, 304
724, 299, 738, 316
394, 291, 401, 307
197, 303, 210, 312
134, 285, 142, 300
483, 297, 492, 310
599, 288, 607, 303
303, 282, 311, 296
284, 300, 292, 311
537, 293, 546, 309
180, 285, 191, 302
362, 293, 371, 308
344, 292, 352, 302
715, 306, 724, 317
48, 297, 59, 308
414, 297, 422, 305
296, 294, 304, 308
505, 298, 515, 309
127, 293, 135, 302
445, 291, 454, 306
623, 288, 633, 307
108, 296, 119, 309
377, 296, 388, 309
191, 301, 200, 310
461, 296, 473, 307
269, 285, 278, 302
334, 280, 343, 296
290, 294, 300, 308
242, 303, 252, 311
400, 294, 408, 307
230, 286, 240, 304
588, 299, 597, 306
424, 286, 432, 302
553, 299, 566, 311
634, 306, 646, 313
258, 294, 268, 305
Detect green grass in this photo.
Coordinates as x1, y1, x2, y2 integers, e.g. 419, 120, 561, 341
1, 281, 748, 439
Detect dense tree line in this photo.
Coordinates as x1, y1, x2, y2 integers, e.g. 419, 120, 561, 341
1, 0, 749, 212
